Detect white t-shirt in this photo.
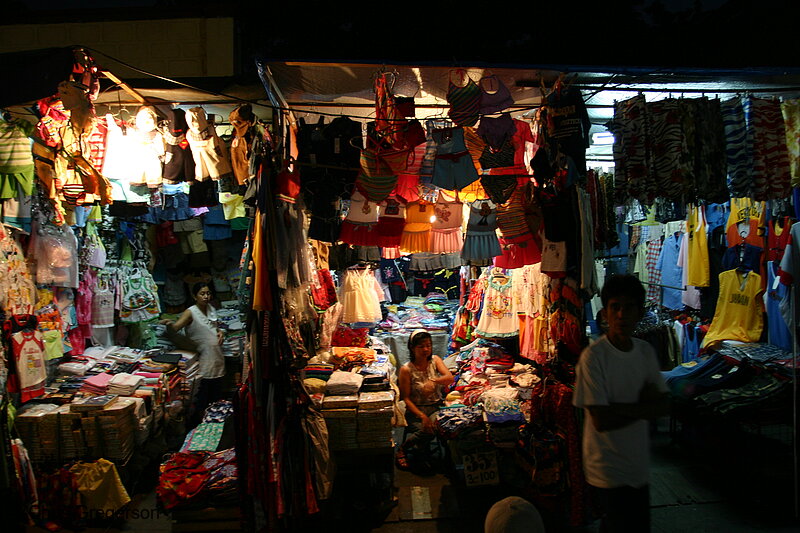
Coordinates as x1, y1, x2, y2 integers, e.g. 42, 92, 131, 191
572, 335, 668, 489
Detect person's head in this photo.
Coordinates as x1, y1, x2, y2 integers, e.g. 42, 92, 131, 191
600, 274, 646, 339
408, 329, 433, 363
192, 282, 213, 305
484, 496, 545, 533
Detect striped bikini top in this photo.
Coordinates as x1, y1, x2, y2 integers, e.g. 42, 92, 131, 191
447, 73, 481, 127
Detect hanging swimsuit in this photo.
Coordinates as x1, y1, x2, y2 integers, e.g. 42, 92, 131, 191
478, 75, 515, 115
431, 127, 480, 191
447, 74, 481, 127
477, 113, 515, 151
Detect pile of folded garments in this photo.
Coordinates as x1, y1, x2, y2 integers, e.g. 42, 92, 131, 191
81, 372, 113, 395
325, 370, 363, 396
107, 373, 145, 396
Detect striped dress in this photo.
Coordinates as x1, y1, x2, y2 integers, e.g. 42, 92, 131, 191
0, 119, 35, 199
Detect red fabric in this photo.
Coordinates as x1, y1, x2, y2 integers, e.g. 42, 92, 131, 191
338, 219, 380, 247
331, 325, 369, 347
157, 451, 211, 509
494, 233, 542, 269
310, 269, 337, 311
276, 167, 301, 202
376, 216, 406, 247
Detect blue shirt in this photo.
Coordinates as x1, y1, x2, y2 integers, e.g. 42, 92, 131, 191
657, 232, 684, 310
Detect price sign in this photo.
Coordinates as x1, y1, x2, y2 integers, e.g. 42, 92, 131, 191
462, 451, 499, 487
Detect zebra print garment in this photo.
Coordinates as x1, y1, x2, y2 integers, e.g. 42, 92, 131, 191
645, 98, 685, 201
721, 97, 752, 198
611, 94, 656, 205
747, 96, 791, 200
692, 98, 728, 204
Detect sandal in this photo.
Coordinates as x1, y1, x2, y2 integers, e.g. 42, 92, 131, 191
395, 449, 410, 470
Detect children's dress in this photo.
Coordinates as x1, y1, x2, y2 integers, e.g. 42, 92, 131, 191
430, 192, 464, 254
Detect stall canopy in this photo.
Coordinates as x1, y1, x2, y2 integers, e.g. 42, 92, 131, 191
1, 46, 274, 125
257, 59, 800, 162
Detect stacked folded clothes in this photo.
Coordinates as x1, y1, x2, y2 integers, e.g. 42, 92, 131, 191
325, 370, 363, 396
107, 373, 145, 396
304, 362, 335, 381
81, 372, 114, 395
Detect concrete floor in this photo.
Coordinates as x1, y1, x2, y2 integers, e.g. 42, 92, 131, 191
27, 419, 799, 532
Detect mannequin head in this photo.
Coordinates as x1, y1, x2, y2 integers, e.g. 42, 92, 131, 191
57, 80, 91, 112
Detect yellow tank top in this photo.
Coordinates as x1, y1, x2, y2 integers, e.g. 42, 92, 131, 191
701, 269, 764, 348
685, 204, 710, 287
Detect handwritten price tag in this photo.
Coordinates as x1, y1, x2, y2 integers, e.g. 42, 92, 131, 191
462, 451, 499, 487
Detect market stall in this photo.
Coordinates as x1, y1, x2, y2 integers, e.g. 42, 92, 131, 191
1, 44, 799, 532
0, 47, 258, 530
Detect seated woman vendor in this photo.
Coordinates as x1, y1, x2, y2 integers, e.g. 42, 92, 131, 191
397, 329, 454, 470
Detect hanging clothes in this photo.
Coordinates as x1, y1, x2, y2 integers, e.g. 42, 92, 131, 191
495, 182, 540, 269
399, 200, 433, 254
780, 98, 800, 188
0, 118, 35, 200
766, 216, 793, 263
446, 70, 481, 127
543, 83, 592, 179
11, 329, 46, 402
376, 196, 406, 248
685, 203, 710, 287
131, 106, 165, 187
430, 191, 464, 254
765, 261, 792, 351
721, 96, 752, 198
677, 228, 701, 310
430, 127, 480, 191
461, 199, 502, 264
778, 221, 800, 338
162, 108, 195, 182
475, 270, 519, 338
228, 104, 257, 185
656, 232, 684, 309
702, 269, 764, 348
487, 119, 536, 177
103, 114, 151, 204
725, 197, 765, 248
611, 94, 653, 204
339, 268, 382, 326
478, 75, 514, 115
338, 190, 380, 247
185, 107, 234, 182
747, 95, 792, 200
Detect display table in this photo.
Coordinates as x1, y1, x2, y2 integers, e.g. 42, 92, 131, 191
375, 331, 450, 366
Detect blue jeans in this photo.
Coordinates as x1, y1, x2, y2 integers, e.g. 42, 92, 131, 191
402, 404, 440, 458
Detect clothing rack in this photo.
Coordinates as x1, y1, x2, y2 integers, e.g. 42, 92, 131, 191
640, 280, 686, 292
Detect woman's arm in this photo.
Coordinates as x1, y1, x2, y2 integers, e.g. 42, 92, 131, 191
430, 355, 454, 387
161, 308, 193, 332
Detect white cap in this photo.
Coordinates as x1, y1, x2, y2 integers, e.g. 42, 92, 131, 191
484, 496, 545, 533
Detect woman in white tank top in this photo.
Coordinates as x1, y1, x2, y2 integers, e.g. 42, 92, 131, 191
161, 282, 225, 426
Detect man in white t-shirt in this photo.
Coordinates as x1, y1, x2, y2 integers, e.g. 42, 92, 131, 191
573, 274, 670, 532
